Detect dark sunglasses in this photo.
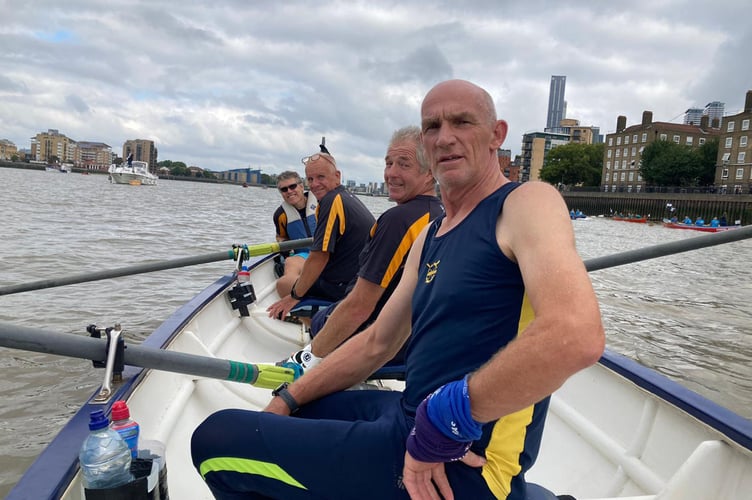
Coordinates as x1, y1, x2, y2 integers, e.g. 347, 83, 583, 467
301, 153, 336, 167
278, 182, 300, 193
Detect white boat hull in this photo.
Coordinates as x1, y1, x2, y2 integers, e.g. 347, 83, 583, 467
8, 255, 752, 500
108, 161, 158, 186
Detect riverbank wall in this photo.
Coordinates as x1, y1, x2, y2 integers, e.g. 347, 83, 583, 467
562, 191, 752, 225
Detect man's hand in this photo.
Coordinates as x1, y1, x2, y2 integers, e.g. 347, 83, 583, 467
402, 450, 486, 500
267, 295, 300, 319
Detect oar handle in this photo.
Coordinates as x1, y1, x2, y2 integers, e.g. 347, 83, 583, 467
0, 321, 297, 388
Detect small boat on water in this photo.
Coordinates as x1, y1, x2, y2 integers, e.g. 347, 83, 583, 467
5, 247, 752, 500
662, 220, 742, 233
613, 215, 648, 223
108, 161, 158, 186
46, 164, 71, 173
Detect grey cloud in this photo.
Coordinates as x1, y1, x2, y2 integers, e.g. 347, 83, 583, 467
65, 94, 90, 114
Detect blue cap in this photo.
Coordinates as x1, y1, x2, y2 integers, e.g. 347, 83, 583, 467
88, 410, 109, 430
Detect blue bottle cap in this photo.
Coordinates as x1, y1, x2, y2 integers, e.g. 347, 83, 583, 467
88, 410, 109, 431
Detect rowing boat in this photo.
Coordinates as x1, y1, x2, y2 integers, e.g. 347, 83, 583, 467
613, 216, 648, 223
6, 251, 752, 499
662, 220, 742, 233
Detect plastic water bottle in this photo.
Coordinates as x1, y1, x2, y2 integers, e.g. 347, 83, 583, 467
110, 400, 140, 459
238, 265, 250, 283
79, 410, 134, 490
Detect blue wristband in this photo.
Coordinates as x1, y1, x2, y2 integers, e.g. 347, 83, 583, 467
406, 399, 471, 463
426, 375, 483, 442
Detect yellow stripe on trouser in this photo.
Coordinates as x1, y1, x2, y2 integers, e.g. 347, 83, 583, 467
199, 457, 308, 490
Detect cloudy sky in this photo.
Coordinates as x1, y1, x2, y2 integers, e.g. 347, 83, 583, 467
1, 1, 751, 184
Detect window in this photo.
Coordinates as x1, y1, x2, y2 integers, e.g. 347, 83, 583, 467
725, 137, 733, 148
623, 148, 628, 156
605, 172, 610, 181
739, 152, 746, 163
607, 149, 612, 158
659, 133, 667, 140
606, 160, 611, 169
623, 160, 628, 168
736, 168, 744, 179
672, 135, 680, 143
686, 136, 693, 145
722, 152, 731, 162
741, 136, 748, 147
617, 137, 622, 145
637, 173, 643, 181
611, 185, 617, 192
628, 172, 634, 181
636, 184, 642, 193
641, 132, 647, 142
620, 172, 626, 181
625, 136, 630, 145
608, 137, 613, 146
633, 134, 638, 143
604, 185, 609, 192
631, 147, 636, 156
721, 168, 729, 179
742, 119, 750, 131
727, 121, 735, 132
627, 185, 633, 193
616, 149, 620, 157
639, 146, 645, 153
699, 138, 705, 145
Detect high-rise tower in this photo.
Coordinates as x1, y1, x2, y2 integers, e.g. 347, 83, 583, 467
546, 75, 567, 131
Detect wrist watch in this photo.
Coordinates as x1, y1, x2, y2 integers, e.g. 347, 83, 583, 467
272, 382, 299, 414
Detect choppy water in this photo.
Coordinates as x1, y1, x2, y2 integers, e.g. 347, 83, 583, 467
1, 167, 750, 496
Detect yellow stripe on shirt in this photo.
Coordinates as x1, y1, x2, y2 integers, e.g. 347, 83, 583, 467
380, 213, 431, 288
322, 194, 346, 251
481, 293, 536, 498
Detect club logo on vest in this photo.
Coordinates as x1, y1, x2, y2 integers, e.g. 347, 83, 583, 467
425, 260, 440, 283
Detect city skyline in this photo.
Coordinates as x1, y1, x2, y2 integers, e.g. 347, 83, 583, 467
2, 2, 750, 183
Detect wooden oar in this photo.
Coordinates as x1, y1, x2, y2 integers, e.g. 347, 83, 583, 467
0, 238, 313, 296
0, 321, 297, 389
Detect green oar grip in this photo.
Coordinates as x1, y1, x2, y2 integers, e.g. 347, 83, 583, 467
251, 363, 299, 389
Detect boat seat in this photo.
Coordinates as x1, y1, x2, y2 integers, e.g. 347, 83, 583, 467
289, 298, 332, 319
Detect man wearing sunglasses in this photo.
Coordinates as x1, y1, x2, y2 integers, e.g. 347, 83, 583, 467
267, 147, 375, 320
272, 171, 318, 297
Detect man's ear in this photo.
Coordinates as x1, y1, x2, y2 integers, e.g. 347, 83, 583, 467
492, 120, 508, 149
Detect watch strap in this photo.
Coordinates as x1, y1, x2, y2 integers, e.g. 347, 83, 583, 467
273, 383, 299, 414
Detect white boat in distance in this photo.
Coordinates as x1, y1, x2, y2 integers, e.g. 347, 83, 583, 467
4, 250, 752, 499
108, 160, 158, 186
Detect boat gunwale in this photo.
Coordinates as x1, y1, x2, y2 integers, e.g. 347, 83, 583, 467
600, 350, 752, 451
6, 253, 752, 498
5, 256, 268, 499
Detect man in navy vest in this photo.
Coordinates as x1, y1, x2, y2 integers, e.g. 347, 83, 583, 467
193, 80, 605, 500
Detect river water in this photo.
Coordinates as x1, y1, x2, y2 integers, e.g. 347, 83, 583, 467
1, 167, 750, 496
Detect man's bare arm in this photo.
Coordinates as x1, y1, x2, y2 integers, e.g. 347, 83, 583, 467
468, 182, 605, 422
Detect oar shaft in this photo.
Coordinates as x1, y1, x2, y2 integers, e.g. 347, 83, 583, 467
0, 321, 295, 388
0, 238, 313, 296
584, 224, 752, 272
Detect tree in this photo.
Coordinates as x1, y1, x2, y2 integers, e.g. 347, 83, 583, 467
696, 137, 719, 186
539, 142, 604, 187
639, 140, 703, 187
